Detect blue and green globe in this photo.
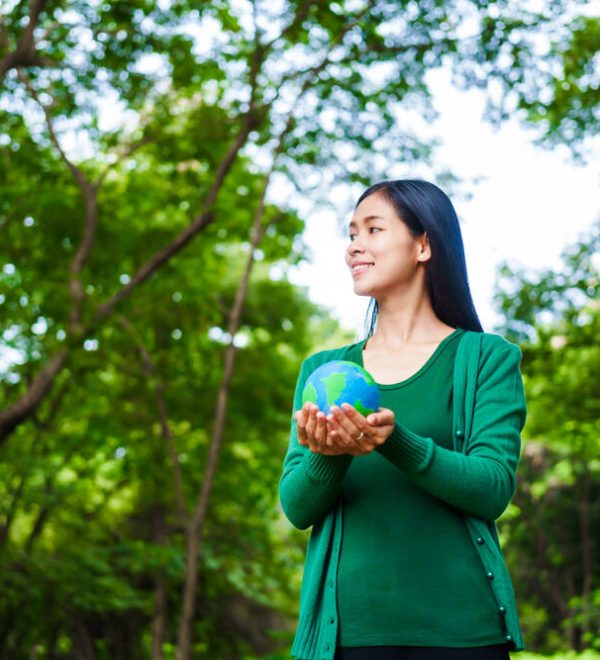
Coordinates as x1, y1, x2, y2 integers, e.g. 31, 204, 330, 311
302, 360, 380, 416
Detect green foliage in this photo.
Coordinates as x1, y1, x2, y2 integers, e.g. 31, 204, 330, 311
0, 72, 318, 656
495, 222, 600, 653
450, 4, 599, 159
520, 15, 600, 155
494, 221, 600, 345
2, 0, 599, 655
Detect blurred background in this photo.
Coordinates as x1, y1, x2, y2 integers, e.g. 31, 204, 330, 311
0, 1, 598, 658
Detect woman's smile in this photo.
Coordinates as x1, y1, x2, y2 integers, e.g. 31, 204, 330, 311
350, 260, 374, 277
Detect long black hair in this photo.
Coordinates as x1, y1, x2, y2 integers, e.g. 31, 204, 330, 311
356, 179, 483, 336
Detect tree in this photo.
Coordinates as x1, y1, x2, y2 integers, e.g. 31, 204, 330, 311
494, 220, 600, 652
0, 135, 322, 657
2, 0, 599, 656
1, 0, 599, 441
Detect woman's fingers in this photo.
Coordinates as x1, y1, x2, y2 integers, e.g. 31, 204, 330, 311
305, 404, 323, 443
330, 404, 365, 440
294, 406, 309, 445
295, 403, 348, 454
366, 407, 395, 427
325, 404, 395, 455
296, 402, 389, 456
301, 403, 330, 450
304, 407, 314, 439
315, 409, 328, 445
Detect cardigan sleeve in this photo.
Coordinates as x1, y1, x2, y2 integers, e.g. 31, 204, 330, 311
279, 358, 353, 530
375, 337, 526, 521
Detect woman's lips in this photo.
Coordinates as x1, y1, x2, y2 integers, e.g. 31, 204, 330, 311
350, 262, 374, 277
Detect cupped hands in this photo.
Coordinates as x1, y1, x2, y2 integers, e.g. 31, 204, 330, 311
294, 402, 394, 456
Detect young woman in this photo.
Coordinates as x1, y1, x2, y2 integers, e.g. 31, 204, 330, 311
279, 180, 527, 660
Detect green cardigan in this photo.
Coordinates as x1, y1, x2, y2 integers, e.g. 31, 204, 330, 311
279, 331, 527, 659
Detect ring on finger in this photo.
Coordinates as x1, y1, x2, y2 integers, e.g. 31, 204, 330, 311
355, 431, 365, 441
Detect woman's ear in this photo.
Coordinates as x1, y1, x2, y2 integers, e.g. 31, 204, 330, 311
416, 233, 431, 263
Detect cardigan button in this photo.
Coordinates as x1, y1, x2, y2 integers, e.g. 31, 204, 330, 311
456, 430, 464, 437
486, 571, 494, 580
505, 635, 513, 643
329, 618, 335, 625
499, 606, 506, 615
476, 536, 484, 545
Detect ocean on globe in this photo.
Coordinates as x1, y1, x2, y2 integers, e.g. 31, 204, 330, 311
302, 360, 380, 416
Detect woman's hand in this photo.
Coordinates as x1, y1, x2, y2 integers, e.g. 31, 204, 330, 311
326, 404, 394, 455
295, 402, 394, 456
295, 402, 346, 455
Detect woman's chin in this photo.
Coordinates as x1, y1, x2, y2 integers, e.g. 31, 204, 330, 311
352, 284, 374, 297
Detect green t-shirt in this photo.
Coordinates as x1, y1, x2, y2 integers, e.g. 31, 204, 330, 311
337, 328, 506, 647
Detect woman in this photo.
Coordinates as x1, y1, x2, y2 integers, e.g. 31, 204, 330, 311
279, 180, 527, 660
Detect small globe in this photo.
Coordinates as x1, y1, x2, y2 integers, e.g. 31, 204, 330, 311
302, 360, 380, 416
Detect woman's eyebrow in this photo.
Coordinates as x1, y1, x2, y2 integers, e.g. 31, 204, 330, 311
348, 215, 386, 229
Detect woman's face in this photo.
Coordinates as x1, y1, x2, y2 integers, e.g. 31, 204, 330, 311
345, 192, 430, 299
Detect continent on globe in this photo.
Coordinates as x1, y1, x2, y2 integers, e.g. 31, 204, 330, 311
302, 360, 380, 416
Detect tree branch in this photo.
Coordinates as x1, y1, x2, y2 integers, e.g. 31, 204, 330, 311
0, 473, 26, 548
88, 3, 272, 327
96, 135, 155, 186
1, 0, 276, 447
175, 164, 275, 660
116, 314, 188, 527
150, 504, 169, 660
18, 70, 97, 336
17, 70, 92, 193
0, 376, 70, 545
90, 111, 257, 327
1, 0, 264, 446
0, 0, 50, 86
24, 439, 80, 553
32, 375, 71, 429
270, 2, 373, 106
264, 0, 314, 50
0, 348, 69, 444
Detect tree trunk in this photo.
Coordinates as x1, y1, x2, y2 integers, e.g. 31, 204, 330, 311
151, 506, 169, 660
175, 184, 270, 660
578, 464, 592, 646
71, 616, 96, 660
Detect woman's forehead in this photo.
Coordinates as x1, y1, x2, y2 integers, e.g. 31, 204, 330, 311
348, 213, 387, 229
351, 194, 397, 225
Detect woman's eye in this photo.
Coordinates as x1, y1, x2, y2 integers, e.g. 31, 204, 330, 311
369, 227, 381, 234
349, 233, 357, 241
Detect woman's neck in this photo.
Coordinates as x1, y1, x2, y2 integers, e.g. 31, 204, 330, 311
371, 294, 454, 349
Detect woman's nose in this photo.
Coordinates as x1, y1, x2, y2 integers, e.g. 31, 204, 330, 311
349, 239, 365, 254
